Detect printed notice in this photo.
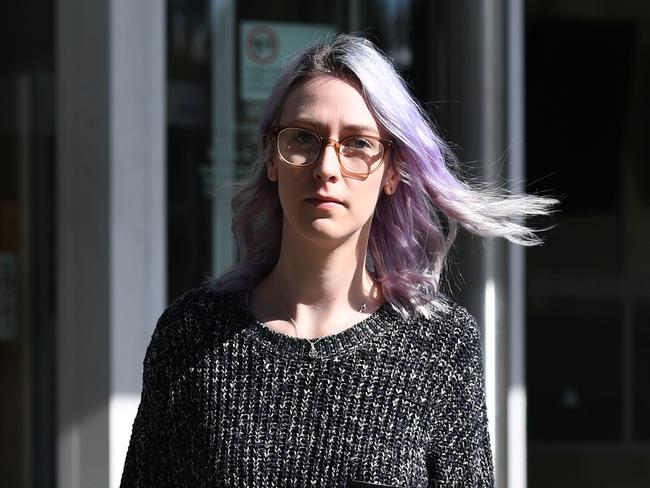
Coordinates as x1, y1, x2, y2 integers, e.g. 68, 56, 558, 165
239, 21, 334, 101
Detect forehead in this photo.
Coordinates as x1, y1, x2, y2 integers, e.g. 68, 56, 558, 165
278, 74, 381, 134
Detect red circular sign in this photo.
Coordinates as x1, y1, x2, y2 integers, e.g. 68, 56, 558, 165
246, 25, 280, 65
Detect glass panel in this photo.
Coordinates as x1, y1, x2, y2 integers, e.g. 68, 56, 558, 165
634, 299, 650, 440
527, 296, 622, 441
167, 0, 213, 299
525, 20, 636, 275
225, 5, 345, 277
0, 3, 56, 487
167, 0, 424, 298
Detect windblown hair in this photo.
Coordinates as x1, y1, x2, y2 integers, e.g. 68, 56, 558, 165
209, 33, 555, 318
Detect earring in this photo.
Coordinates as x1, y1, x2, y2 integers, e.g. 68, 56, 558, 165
384, 184, 394, 195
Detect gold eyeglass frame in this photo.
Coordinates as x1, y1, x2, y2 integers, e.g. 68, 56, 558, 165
271, 126, 393, 179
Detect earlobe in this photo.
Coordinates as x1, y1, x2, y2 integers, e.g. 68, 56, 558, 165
267, 161, 278, 182
383, 167, 400, 195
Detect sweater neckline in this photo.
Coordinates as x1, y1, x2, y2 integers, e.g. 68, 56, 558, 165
234, 289, 398, 359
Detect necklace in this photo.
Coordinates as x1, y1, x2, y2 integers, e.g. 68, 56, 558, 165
269, 275, 370, 358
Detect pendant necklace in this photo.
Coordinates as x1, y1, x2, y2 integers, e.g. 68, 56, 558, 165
269, 275, 370, 358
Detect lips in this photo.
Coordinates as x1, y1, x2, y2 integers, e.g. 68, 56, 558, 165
306, 195, 345, 207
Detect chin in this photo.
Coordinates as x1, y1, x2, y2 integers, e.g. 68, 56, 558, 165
303, 220, 368, 247
282, 213, 370, 248
305, 223, 350, 242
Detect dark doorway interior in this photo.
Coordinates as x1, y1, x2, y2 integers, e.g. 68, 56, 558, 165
525, 2, 650, 487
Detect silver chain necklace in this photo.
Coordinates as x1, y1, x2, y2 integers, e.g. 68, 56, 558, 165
269, 275, 369, 358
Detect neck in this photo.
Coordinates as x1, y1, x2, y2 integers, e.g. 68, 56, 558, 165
251, 219, 383, 338
272, 228, 375, 310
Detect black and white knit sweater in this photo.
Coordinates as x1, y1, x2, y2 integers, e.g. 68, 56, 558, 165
120, 287, 494, 487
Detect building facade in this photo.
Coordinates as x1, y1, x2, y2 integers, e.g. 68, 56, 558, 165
0, 1, 648, 487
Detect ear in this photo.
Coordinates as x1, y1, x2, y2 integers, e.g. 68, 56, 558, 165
267, 159, 278, 182
383, 166, 400, 195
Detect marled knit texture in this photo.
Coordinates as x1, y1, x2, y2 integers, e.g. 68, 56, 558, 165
120, 287, 494, 487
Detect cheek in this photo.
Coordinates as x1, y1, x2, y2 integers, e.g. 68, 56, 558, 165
351, 182, 384, 218
275, 167, 306, 208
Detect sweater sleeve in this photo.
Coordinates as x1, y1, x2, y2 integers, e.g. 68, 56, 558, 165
120, 302, 178, 487
427, 310, 495, 487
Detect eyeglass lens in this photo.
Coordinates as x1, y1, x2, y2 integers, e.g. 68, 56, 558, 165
277, 128, 384, 174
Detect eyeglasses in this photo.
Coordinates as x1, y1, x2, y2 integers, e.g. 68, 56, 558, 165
271, 126, 393, 178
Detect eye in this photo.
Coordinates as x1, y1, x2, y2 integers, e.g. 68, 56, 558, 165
344, 137, 373, 150
294, 130, 319, 146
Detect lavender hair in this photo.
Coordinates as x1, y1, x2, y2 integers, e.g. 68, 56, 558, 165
209, 34, 556, 318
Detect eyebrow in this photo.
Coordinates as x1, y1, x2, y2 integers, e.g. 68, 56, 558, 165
285, 119, 380, 136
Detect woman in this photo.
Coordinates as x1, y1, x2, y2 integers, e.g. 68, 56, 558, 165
121, 34, 554, 487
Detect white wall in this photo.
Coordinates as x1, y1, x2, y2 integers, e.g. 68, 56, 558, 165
56, 1, 165, 487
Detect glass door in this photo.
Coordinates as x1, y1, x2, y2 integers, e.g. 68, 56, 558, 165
166, 0, 426, 300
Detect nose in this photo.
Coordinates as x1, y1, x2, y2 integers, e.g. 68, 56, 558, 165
312, 140, 341, 182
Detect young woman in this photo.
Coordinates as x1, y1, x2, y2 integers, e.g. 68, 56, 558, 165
121, 34, 554, 487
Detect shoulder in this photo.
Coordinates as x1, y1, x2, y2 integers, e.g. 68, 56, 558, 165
140, 286, 249, 381
164, 285, 239, 320
408, 294, 483, 365
151, 286, 246, 347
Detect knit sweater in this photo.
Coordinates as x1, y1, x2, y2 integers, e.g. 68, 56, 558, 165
120, 286, 494, 487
